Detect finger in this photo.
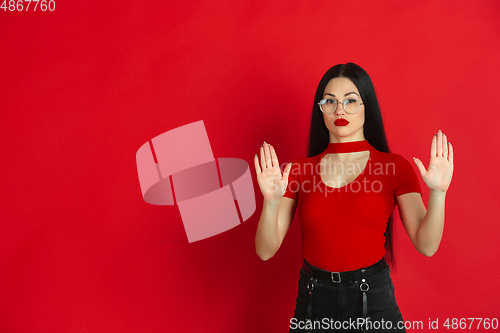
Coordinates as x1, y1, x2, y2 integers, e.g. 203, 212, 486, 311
254, 154, 261, 175
413, 157, 427, 177
260, 145, 266, 170
430, 133, 437, 158
263, 142, 272, 168
442, 133, 448, 159
269, 144, 280, 169
437, 130, 443, 157
282, 162, 292, 183
448, 142, 454, 165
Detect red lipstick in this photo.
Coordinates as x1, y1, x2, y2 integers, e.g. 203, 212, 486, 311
334, 119, 349, 126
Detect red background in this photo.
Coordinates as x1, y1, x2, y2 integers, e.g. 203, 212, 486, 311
1, 1, 500, 332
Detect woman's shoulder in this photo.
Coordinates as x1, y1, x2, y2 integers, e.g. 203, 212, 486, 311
370, 149, 417, 177
371, 148, 410, 164
287, 155, 319, 178
289, 154, 322, 170
290, 155, 318, 164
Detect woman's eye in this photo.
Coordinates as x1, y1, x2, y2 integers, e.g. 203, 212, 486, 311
346, 99, 357, 104
326, 99, 336, 105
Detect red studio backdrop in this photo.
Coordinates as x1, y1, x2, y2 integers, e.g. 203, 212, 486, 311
1, 1, 500, 332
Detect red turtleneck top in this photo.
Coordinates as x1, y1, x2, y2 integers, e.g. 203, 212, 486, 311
282, 140, 422, 272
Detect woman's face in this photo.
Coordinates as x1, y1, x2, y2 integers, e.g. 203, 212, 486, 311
322, 77, 365, 143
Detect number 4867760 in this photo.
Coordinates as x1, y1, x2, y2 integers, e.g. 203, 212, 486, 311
1, 0, 55, 11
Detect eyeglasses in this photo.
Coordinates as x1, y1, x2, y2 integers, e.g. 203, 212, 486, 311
318, 98, 364, 115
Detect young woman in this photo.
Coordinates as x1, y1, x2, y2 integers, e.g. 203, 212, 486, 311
254, 63, 454, 332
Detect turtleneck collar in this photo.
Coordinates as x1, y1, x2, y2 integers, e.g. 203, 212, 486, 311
323, 140, 372, 154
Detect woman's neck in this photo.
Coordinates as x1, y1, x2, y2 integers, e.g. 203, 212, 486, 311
328, 133, 366, 144
323, 140, 371, 154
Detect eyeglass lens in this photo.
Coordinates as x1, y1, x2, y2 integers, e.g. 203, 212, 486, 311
320, 99, 361, 114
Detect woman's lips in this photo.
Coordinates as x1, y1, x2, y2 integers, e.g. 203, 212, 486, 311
334, 119, 349, 126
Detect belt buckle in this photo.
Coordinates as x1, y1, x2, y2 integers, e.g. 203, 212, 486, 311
331, 272, 341, 283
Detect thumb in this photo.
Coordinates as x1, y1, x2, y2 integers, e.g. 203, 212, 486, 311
413, 157, 426, 177
282, 162, 292, 183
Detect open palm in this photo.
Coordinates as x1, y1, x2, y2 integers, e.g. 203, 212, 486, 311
254, 142, 292, 203
413, 131, 454, 192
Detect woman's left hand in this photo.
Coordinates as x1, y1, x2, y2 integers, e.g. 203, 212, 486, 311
413, 130, 454, 193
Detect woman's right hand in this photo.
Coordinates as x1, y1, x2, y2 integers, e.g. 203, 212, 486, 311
254, 142, 292, 203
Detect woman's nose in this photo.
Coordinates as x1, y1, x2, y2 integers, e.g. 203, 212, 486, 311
334, 102, 346, 115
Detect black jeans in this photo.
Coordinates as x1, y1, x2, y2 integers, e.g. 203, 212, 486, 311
289, 259, 406, 332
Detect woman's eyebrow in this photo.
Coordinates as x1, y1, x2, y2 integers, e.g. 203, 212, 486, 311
323, 92, 360, 97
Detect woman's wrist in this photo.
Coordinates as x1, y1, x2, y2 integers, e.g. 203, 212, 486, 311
263, 198, 281, 207
429, 188, 447, 199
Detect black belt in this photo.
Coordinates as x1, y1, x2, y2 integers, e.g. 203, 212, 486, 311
301, 258, 387, 283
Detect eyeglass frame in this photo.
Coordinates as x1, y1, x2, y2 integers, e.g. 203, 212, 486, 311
318, 98, 364, 115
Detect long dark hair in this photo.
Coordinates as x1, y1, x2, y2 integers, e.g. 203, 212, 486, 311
306, 63, 397, 269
